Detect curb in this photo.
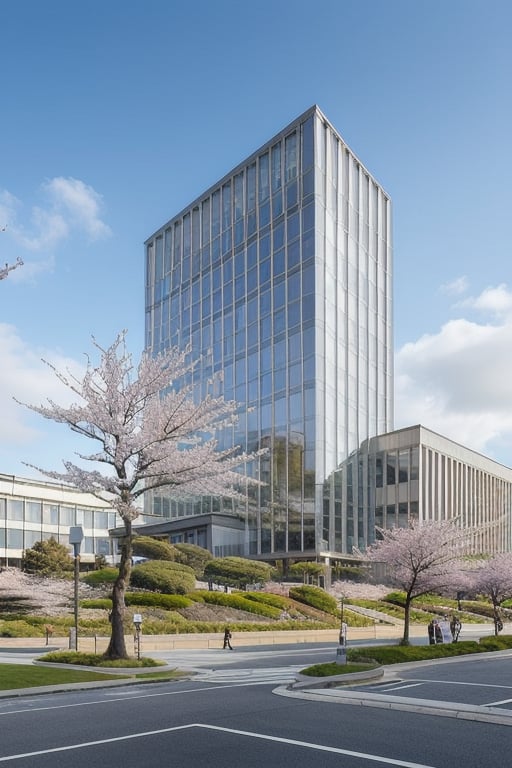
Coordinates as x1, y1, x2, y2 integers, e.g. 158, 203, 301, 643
276, 685, 512, 727
292, 666, 384, 690
275, 647, 512, 727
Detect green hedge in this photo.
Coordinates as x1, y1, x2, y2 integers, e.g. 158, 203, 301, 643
40, 650, 162, 667
289, 585, 339, 615
81, 568, 119, 586
81, 598, 112, 610
191, 590, 282, 619
81, 593, 194, 611
204, 556, 276, 587
301, 661, 378, 677
132, 536, 176, 561
126, 592, 193, 609
173, 542, 212, 577
478, 634, 512, 651
130, 561, 195, 594
348, 641, 481, 665
243, 592, 291, 609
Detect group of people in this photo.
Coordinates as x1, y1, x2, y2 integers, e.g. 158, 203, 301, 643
427, 615, 462, 644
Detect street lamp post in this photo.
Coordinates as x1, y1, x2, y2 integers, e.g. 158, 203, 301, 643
69, 526, 84, 651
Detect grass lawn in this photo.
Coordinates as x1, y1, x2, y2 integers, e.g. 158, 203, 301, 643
0, 663, 188, 691
0, 664, 128, 690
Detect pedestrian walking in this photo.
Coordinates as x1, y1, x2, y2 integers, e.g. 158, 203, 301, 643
450, 615, 462, 642
223, 627, 233, 650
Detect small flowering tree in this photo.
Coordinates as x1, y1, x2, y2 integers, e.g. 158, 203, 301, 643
471, 553, 512, 635
366, 521, 466, 645
18, 332, 263, 659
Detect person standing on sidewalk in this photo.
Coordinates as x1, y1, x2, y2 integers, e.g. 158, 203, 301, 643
223, 627, 233, 650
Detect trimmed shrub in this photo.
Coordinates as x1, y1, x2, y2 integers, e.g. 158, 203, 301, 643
81, 598, 112, 610
132, 536, 177, 561
80, 593, 194, 610
289, 585, 339, 615
173, 542, 212, 577
191, 590, 282, 618
82, 568, 119, 586
384, 591, 407, 606
478, 634, 512, 652
125, 592, 193, 609
301, 661, 377, 677
22, 538, 74, 576
0, 619, 45, 638
289, 562, 325, 583
39, 650, 162, 667
130, 560, 195, 594
204, 557, 276, 589
243, 592, 291, 609
347, 641, 483, 666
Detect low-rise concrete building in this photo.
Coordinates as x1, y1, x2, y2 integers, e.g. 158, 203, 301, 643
0, 473, 119, 567
323, 425, 512, 557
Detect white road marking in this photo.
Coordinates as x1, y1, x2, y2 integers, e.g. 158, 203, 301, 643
0, 722, 440, 767
0, 681, 279, 717
382, 683, 424, 692
484, 698, 512, 707
400, 678, 512, 690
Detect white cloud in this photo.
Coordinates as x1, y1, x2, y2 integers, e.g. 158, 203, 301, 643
42, 177, 111, 240
0, 178, 111, 277
457, 283, 512, 319
440, 275, 469, 296
395, 284, 512, 465
0, 323, 85, 446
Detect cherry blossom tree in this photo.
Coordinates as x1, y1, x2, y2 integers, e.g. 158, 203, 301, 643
471, 553, 512, 635
18, 332, 264, 659
0, 256, 23, 280
366, 521, 466, 644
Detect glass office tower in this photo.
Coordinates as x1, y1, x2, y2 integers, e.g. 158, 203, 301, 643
144, 106, 393, 561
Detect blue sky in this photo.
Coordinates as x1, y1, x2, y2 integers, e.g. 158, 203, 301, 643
1, 0, 511, 476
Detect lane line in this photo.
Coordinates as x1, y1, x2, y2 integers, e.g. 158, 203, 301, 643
0, 724, 197, 762
0, 681, 275, 717
397, 678, 512, 690
0, 722, 440, 768
484, 698, 512, 707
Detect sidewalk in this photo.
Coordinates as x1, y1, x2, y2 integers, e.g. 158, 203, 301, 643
0, 622, 466, 654
0, 623, 504, 706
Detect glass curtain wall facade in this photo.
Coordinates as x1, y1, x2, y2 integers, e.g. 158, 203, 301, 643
144, 106, 393, 560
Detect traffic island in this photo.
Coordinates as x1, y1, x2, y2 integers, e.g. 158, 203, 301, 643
292, 664, 384, 690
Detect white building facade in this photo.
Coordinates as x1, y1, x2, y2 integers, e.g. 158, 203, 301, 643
0, 473, 120, 567
340, 425, 512, 555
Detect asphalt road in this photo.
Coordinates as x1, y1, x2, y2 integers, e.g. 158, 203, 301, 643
1, 646, 512, 767
0, 679, 511, 768
350, 652, 512, 709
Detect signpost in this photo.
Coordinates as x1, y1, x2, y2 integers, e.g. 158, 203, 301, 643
133, 614, 142, 660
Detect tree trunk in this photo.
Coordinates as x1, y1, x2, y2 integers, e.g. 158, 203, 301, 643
104, 518, 132, 660
401, 596, 411, 645
492, 600, 501, 637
